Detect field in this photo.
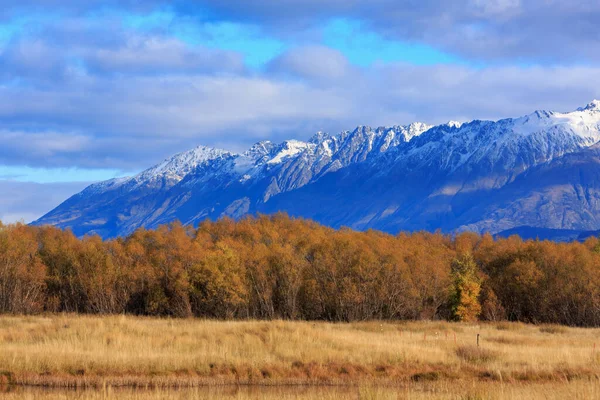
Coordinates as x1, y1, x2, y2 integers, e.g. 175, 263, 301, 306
0, 315, 599, 399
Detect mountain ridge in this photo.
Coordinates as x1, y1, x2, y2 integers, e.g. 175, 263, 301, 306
34, 100, 600, 239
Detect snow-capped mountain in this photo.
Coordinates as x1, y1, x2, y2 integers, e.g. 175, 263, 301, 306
34, 101, 600, 240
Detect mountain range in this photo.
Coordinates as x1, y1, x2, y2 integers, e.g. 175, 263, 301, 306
34, 100, 600, 240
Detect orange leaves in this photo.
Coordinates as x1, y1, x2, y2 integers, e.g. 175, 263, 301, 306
0, 223, 46, 313
1, 217, 600, 325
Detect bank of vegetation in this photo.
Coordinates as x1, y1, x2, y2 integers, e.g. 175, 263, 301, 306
1, 214, 599, 326
0, 315, 599, 390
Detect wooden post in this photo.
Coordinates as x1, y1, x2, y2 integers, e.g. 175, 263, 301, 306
477, 333, 480, 347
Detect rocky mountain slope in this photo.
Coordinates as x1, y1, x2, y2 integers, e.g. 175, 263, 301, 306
34, 101, 600, 239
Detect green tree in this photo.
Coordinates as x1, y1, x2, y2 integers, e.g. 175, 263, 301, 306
450, 253, 482, 322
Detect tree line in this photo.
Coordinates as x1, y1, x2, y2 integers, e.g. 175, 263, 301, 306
1, 215, 599, 326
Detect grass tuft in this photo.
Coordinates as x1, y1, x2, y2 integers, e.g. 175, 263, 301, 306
456, 346, 499, 364
411, 371, 441, 382
495, 321, 525, 331
539, 325, 568, 334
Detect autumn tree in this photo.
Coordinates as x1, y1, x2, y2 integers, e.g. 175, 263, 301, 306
38, 226, 87, 312
189, 238, 248, 318
2, 215, 600, 326
0, 223, 46, 313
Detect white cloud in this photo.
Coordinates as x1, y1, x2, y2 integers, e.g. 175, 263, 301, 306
83, 37, 245, 75
0, 180, 90, 224
2, 56, 599, 171
267, 45, 351, 82
181, 0, 600, 63
0, 3, 598, 172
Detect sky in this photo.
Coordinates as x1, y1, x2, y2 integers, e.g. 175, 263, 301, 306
1, 0, 600, 223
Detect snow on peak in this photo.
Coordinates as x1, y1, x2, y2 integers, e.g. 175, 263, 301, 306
579, 99, 600, 112
446, 120, 463, 129
79, 176, 131, 196
510, 104, 600, 142
267, 140, 314, 164
399, 101, 600, 175
309, 131, 331, 144
244, 140, 276, 161
135, 145, 232, 183
403, 122, 433, 139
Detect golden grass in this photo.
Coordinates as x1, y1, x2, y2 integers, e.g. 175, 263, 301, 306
1, 381, 600, 400
0, 315, 599, 393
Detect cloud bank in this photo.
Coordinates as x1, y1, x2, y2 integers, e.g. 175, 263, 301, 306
0, 1, 599, 219
0, 181, 89, 224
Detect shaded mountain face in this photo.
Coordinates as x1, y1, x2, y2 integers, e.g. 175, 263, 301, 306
34, 101, 600, 239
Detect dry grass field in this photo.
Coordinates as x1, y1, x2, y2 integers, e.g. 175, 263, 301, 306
0, 315, 599, 398
0, 382, 599, 400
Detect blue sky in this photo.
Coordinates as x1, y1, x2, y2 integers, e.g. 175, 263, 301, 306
1, 0, 600, 222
